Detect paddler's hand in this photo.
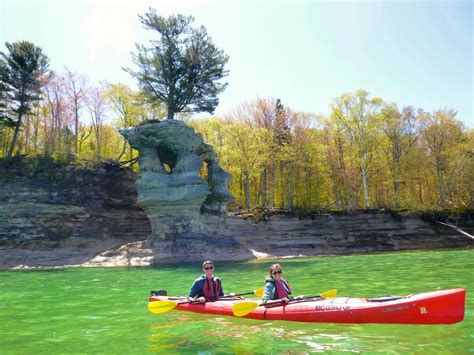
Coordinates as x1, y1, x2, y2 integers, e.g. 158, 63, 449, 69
229, 293, 236, 297
281, 297, 289, 304
196, 297, 206, 303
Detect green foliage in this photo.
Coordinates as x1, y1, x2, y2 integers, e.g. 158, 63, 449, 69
0, 41, 49, 118
0, 38, 470, 216
127, 9, 229, 120
0, 41, 49, 158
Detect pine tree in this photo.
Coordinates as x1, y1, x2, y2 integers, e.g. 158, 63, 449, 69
0, 41, 49, 158
127, 9, 229, 120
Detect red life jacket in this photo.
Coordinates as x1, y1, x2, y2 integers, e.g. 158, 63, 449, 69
274, 279, 291, 299
203, 276, 222, 301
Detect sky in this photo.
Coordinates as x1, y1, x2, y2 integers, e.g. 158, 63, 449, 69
1, 0, 472, 126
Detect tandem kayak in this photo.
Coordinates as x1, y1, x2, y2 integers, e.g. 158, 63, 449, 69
149, 288, 466, 324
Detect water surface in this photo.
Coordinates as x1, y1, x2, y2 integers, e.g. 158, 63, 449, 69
0, 249, 472, 353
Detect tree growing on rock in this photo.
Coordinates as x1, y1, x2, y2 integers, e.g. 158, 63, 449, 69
0, 41, 49, 158
127, 9, 229, 120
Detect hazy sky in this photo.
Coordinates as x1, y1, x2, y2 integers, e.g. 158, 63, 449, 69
1, 0, 472, 126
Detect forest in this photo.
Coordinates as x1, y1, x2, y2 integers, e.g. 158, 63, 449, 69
1, 40, 472, 214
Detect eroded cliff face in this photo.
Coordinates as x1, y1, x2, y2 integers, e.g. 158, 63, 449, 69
0, 158, 472, 269
0, 158, 151, 267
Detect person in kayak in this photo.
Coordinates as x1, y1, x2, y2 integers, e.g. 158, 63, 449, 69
262, 263, 292, 304
188, 260, 225, 303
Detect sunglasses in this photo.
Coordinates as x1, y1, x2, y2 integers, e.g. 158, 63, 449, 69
272, 270, 282, 275
204, 266, 214, 270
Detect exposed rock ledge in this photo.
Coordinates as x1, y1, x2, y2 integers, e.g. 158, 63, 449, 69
1, 159, 472, 269
2, 212, 473, 269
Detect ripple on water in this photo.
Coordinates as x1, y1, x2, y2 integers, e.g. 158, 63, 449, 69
0, 249, 472, 353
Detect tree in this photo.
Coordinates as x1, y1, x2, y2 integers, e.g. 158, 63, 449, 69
43, 72, 68, 155
420, 109, 466, 208
225, 97, 295, 208
64, 68, 87, 155
127, 9, 229, 120
381, 104, 419, 208
330, 90, 382, 209
221, 122, 271, 208
0, 41, 49, 158
104, 84, 145, 161
87, 85, 107, 159
0, 58, 13, 127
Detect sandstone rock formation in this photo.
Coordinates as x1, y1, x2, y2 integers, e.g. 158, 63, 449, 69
0, 157, 472, 269
119, 120, 233, 239
0, 158, 151, 268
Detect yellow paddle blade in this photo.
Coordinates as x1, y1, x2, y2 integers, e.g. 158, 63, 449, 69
320, 289, 337, 298
147, 300, 178, 315
254, 287, 264, 297
232, 301, 259, 317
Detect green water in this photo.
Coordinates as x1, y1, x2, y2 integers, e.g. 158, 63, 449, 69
0, 249, 472, 354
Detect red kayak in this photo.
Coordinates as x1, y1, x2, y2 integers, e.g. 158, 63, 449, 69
149, 288, 465, 324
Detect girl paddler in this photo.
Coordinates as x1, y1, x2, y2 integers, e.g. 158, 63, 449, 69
188, 260, 224, 303
262, 263, 292, 304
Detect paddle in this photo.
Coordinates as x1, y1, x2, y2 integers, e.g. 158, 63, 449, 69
148, 287, 264, 315
147, 299, 203, 315
221, 287, 264, 298
232, 289, 338, 317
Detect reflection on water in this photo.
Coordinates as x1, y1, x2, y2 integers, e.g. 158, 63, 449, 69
147, 310, 472, 353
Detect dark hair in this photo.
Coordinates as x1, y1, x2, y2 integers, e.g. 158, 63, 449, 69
202, 260, 214, 268
267, 263, 283, 279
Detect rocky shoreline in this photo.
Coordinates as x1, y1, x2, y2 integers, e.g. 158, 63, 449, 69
1, 158, 472, 270
2, 211, 473, 270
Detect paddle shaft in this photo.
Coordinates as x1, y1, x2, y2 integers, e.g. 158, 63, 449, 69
220, 291, 253, 298
220, 287, 264, 298
262, 294, 328, 307
174, 298, 206, 305
232, 289, 337, 317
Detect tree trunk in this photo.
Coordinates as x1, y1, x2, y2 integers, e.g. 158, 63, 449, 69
6, 113, 23, 159
96, 125, 101, 159
33, 107, 40, 154
74, 107, 79, 154
116, 138, 128, 162
435, 156, 445, 207
239, 173, 244, 204
279, 161, 285, 208
269, 155, 275, 208
358, 148, 371, 209
24, 114, 30, 155
360, 164, 370, 209
326, 139, 340, 209
294, 165, 300, 209
260, 165, 267, 208
167, 107, 175, 120
286, 163, 293, 210
336, 137, 348, 210
393, 180, 401, 208
243, 170, 250, 209
392, 160, 402, 209
56, 114, 62, 154
306, 168, 311, 208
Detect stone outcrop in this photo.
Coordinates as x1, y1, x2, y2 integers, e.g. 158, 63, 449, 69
0, 158, 151, 267
0, 158, 472, 269
119, 120, 233, 240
